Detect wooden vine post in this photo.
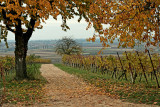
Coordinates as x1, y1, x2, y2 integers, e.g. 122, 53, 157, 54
111, 56, 117, 79
147, 50, 160, 88
117, 52, 127, 80
125, 51, 134, 83
136, 51, 148, 85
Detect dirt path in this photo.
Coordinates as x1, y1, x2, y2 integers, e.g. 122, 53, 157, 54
36, 64, 157, 107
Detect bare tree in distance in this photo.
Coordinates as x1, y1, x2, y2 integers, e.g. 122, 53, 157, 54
55, 37, 82, 56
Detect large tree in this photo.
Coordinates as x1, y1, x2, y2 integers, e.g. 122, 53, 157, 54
0, 0, 103, 79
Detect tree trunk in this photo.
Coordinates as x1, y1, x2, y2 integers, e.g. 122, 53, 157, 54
15, 31, 28, 80
14, 18, 35, 80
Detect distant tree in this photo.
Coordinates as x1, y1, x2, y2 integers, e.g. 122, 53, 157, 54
55, 37, 82, 55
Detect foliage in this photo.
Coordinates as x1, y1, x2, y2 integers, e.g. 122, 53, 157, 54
0, 56, 15, 73
0, 0, 103, 33
26, 54, 51, 64
27, 64, 41, 80
87, 0, 160, 48
55, 37, 82, 55
55, 64, 160, 106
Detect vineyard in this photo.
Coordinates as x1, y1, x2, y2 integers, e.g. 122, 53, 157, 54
62, 51, 160, 88
0, 55, 51, 105
0, 56, 15, 77
0, 54, 51, 77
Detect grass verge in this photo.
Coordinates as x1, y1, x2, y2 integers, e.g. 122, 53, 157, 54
54, 64, 160, 106
0, 64, 47, 106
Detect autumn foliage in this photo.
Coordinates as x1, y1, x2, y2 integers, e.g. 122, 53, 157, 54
0, 0, 104, 33
87, 0, 160, 48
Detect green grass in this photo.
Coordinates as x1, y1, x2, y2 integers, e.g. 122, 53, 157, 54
54, 64, 160, 106
0, 64, 47, 105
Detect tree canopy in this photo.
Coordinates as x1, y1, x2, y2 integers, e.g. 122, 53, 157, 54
0, 0, 103, 36
1, 0, 160, 48
88, 0, 160, 48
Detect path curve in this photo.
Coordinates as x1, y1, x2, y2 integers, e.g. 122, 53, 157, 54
36, 64, 158, 107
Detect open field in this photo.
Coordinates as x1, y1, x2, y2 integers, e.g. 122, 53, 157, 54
0, 46, 155, 64
0, 39, 159, 57
83, 47, 135, 55
0, 49, 62, 64
0, 47, 134, 62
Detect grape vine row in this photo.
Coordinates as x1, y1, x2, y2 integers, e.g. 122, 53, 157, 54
0, 54, 51, 77
62, 51, 160, 87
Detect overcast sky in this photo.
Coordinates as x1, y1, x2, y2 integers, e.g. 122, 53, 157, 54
7, 16, 95, 40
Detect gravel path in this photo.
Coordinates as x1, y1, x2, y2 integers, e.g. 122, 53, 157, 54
36, 64, 158, 107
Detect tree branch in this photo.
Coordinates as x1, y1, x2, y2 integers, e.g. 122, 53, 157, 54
6, 25, 15, 33
2, 9, 16, 33
24, 18, 36, 41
